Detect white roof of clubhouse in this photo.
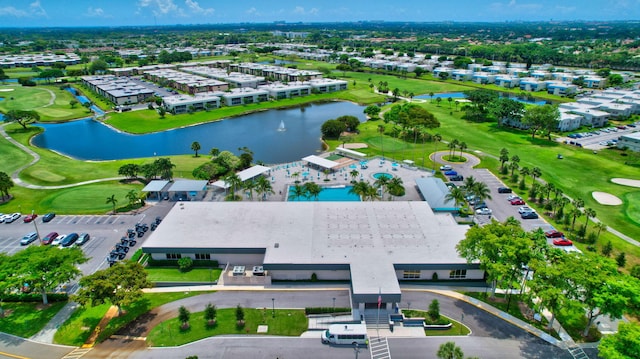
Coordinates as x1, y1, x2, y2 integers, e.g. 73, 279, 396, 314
211, 165, 271, 189
143, 201, 470, 295
302, 155, 339, 169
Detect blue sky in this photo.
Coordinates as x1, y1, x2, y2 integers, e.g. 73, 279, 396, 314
0, 0, 638, 27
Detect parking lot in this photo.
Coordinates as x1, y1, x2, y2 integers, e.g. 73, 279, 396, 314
0, 202, 175, 290
563, 123, 639, 150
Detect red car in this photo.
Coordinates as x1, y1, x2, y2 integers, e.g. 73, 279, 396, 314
553, 238, 573, 246
510, 199, 525, 205
23, 214, 38, 223
41, 232, 58, 245
545, 230, 564, 238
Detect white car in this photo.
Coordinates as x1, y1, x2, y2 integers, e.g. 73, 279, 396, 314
506, 195, 521, 202
51, 234, 66, 246
518, 206, 533, 214
475, 208, 492, 215
4, 213, 21, 223
440, 165, 452, 171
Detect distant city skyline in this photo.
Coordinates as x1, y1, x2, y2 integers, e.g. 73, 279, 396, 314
0, 0, 638, 28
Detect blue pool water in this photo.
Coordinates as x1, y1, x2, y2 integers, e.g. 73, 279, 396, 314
373, 172, 393, 180
0, 97, 4, 101
287, 185, 360, 202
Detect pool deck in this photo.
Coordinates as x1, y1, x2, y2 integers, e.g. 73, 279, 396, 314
207, 154, 435, 202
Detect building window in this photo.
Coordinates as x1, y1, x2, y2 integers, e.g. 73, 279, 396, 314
403, 270, 420, 279
166, 253, 182, 260
449, 269, 467, 279
195, 253, 211, 260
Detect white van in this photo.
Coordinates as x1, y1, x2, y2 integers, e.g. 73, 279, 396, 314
322, 324, 368, 345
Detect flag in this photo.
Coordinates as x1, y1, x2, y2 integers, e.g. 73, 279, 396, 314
377, 288, 382, 309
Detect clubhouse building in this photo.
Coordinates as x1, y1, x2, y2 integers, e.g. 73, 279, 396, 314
142, 201, 483, 316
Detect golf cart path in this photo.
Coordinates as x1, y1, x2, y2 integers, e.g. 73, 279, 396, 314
1, 124, 125, 189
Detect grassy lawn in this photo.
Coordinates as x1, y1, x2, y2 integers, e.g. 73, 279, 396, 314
336, 71, 474, 96
0, 84, 90, 121
146, 267, 222, 283
401, 309, 470, 336
0, 302, 67, 338
147, 308, 308, 347
54, 303, 110, 346
54, 291, 206, 345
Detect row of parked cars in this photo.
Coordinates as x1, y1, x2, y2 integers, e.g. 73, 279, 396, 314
567, 123, 637, 139
440, 165, 464, 182
20, 231, 90, 246
1, 212, 56, 224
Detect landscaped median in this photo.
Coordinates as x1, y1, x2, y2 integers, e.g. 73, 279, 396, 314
146, 308, 309, 347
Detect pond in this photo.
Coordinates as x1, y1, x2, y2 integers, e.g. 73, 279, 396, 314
31, 101, 366, 163
414, 92, 550, 105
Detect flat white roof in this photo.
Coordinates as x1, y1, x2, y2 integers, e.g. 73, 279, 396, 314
142, 180, 170, 192
211, 165, 271, 189
143, 201, 470, 295
167, 180, 208, 192
335, 147, 366, 158
302, 155, 339, 169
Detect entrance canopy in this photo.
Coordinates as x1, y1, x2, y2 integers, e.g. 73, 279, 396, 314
211, 165, 271, 189
335, 147, 366, 160
142, 180, 170, 193
302, 155, 339, 170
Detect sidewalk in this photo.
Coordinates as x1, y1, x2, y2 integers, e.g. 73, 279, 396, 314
30, 302, 79, 343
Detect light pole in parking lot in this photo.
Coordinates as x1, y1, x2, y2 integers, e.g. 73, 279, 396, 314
30, 210, 42, 243
272, 298, 275, 317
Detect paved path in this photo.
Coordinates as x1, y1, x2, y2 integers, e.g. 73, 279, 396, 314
0, 124, 125, 189
30, 302, 79, 344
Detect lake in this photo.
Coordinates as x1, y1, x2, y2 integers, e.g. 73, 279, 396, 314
32, 101, 366, 163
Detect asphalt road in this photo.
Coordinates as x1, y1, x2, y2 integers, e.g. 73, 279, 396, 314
0, 332, 75, 359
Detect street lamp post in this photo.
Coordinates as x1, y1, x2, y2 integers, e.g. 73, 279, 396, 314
271, 298, 275, 317
332, 297, 336, 314
31, 210, 41, 243
354, 343, 360, 359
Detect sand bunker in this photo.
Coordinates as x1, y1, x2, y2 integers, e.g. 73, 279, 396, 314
344, 143, 368, 149
0, 88, 15, 92
592, 192, 622, 206
611, 178, 640, 188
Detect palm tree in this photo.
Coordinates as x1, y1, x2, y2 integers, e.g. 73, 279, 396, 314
255, 176, 274, 201
499, 148, 509, 171
243, 180, 257, 200
509, 161, 519, 177
504, 216, 520, 227
289, 184, 307, 201
432, 133, 442, 172
543, 182, 555, 203
447, 141, 457, 159
463, 176, 477, 192
349, 181, 370, 201
429, 92, 435, 103
0, 171, 15, 200
445, 187, 466, 212
224, 173, 242, 201
569, 207, 583, 233
594, 222, 607, 241
291, 172, 300, 183
374, 175, 391, 200
125, 190, 139, 208
471, 181, 492, 202
155, 158, 176, 181
191, 141, 201, 157
447, 97, 453, 108
436, 97, 442, 107
458, 142, 467, 159
531, 167, 542, 182
304, 182, 322, 201
519, 167, 530, 184
583, 208, 596, 233
437, 341, 464, 359
106, 194, 118, 214
349, 170, 359, 183
573, 198, 585, 209
377, 125, 385, 158
387, 177, 404, 200
365, 184, 381, 201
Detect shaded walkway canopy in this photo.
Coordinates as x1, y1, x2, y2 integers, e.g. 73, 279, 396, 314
335, 147, 366, 160
211, 165, 271, 189
302, 155, 339, 170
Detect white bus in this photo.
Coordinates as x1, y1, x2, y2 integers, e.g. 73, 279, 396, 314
322, 324, 368, 345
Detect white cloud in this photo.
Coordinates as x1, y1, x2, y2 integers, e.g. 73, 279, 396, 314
86, 7, 110, 18
246, 7, 260, 16
185, 0, 214, 15
489, 1, 543, 13
0, 1, 47, 18
555, 5, 576, 14
137, 0, 183, 16
292, 6, 319, 15
29, 0, 47, 17
0, 6, 28, 17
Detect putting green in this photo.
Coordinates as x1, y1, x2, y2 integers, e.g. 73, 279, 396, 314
29, 169, 66, 183
624, 192, 640, 226
38, 183, 141, 213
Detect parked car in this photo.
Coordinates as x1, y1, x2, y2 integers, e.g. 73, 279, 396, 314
518, 206, 533, 214
41, 232, 59, 245
449, 175, 464, 181
20, 232, 39, 245
475, 208, 492, 215
23, 213, 38, 223
51, 234, 66, 246
4, 213, 21, 223
42, 212, 56, 223
553, 238, 573, 246
545, 230, 564, 238
60, 233, 79, 247
473, 202, 488, 210
498, 187, 512, 193
0, 213, 6, 223
521, 212, 539, 219
444, 170, 457, 176
506, 195, 521, 201
439, 165, 452, 171
510, 198, 526, 205
76, 233, 90, 246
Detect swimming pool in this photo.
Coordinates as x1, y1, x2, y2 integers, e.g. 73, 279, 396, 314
287, 185, 360, 201
372, 172, 393, 180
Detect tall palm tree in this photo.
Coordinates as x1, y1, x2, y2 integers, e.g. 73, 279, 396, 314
377, 125, 385, 158
106, 194, 118, 214
594, 222, 607, 241
191, 141, 201, 157
374, 175, 391, 200
471, 181, 492, 202
543, 182, 555, 203
458, 141, 467, 159
447, 141, 457, 159
243, 180, 257, 200
444, 187, 466, 212
509, 161, 519, 177
304, 182, 322, 201
583, 208, 596, 233
289, 184, 307, 201
349, 181, 370, 201
387, 177, 404, 200
463, 176, 477, 193
569, 207, 583, 233
125, 190, 139, 208
155, 158, 176, 181
519, 167, 530, 184
573, 198, 585, 209
447, 97, 453, 108
349, 170, 359, 183
224, 173, 242, 201
255, 176, 274, 201
432, 133, 442, 172
531, 167, 542, 182
499, 148, 509, 171
365, 184, 381, 201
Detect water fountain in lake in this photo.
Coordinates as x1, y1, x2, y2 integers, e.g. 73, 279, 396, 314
277, 120, 286, 132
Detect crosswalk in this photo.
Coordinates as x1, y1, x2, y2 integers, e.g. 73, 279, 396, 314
61, 348, 92, 359
567, 346, 589, 359
369, 336, 391, 359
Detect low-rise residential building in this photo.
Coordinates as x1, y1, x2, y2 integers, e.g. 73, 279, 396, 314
617, 132, 640, 152
221, 88, 269, 106
307, 78, 348, 93
143, 69, 229, 94
471, 72, 497, 84
557, 110, 583, 131
81, 75, 154, 105
544, 81, 577, 96
451, 69, 473, 81
0, 53, 81, 68
496, 75, 521, 88
180, 66, 265, 88
162, 92, 221, 114
258, 82, 311, 99
559, 103, 610, 127
519, 77, 547, 92
583, 76, 607, 89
